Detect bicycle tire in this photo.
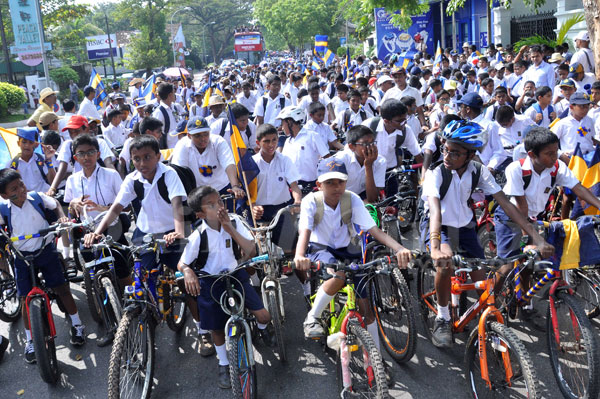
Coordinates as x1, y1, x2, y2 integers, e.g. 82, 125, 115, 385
568, 269, 600, 319
476, 224, 497, 259
416, 255, 437, 339
370, 266, 416, 363
267, 289, 286, 362
336, 320, 388, 398
99, 277, 122, 334
165, 282, 187, 333
465, 321, 539, 398
227, 322, 258, 399
382, 216, 401, 245
0, 268, 21, 322
108, 307, 155, 399
547, 291, 600, 399
80, 246, 102, 325
29, 297, 59, 384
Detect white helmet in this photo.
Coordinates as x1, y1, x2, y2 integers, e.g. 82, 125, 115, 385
276, 106, 306, 123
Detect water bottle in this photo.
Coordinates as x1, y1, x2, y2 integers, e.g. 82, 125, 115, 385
339, 336, 352, 389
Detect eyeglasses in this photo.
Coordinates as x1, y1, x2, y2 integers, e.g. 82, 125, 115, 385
441, 146, 467, 160
354, 140, 377, 147
74, 149, 98, 158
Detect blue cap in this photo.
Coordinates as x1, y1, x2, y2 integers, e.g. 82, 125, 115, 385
186, 116, 211, 135
175, 120, 188, 134
17, 127, 39, 142
457, 92, 483, 109
450, 50, 458, 56
111, 81, 120, 89
319, 81, 327, 87
317, 158, 348, 183
570, 92, 591, 105
410, 66, 422, 75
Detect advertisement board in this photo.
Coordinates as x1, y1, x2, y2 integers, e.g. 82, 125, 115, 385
86, 34, 118, 60
234, 34, 262, 52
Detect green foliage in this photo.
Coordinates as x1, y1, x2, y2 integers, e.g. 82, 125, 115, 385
49, 67, 79, 91
0, 83, 26, 116
556, 14, 585, 46
513, 14, 584, 53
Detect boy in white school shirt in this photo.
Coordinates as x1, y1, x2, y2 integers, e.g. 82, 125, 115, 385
209, 103, 257, 151
304, 102, 343, 150
331, 89, 370, 135
254, 75, 291, 127
7, 127, 56, 194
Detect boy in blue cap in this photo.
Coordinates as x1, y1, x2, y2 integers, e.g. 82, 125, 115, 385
7, 127, 56, 193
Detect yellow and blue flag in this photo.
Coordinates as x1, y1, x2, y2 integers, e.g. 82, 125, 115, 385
568, 142, 588, 182
141, 74, 156, 103
544, 216, 600, 269
571, 144, 600, 217
0, 127, 23, 167
311, 57, 322, 71
395, 48, 418, 70
315, 35, 328, 54
88, 68, 108, 110
226, 105, 259, 204
202, 72, 213, 108
313, 48, 323, 64
323, 48, 335, 67
433, 41, 442, 68
343, 46, 350, 80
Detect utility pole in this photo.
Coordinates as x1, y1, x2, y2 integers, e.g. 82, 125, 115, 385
36, 0, 50, 88
487, 2, 492, 48
0, 4, 13, 83
104, 13, 117, 79
440, 0, 446, 49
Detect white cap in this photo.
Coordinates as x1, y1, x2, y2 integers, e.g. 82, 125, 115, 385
462, 42, 470, 48
575, 31, 590, 42
494, 62, 505, 70
376, 75, 394, 86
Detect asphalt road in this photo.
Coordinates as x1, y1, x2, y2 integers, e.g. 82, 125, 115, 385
0, 229, 575, 398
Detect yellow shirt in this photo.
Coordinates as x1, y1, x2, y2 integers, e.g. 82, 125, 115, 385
28, 102, 53, 129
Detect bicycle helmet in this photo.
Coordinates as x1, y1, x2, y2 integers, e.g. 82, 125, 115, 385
441, 119, 488, 151
276, 106, 306, 123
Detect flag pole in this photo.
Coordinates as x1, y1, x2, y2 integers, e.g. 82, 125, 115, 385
240, 166, 258, 228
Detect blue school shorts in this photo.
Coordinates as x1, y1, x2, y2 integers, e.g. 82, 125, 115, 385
419, 217, 485, 259
14, 243, 66, 296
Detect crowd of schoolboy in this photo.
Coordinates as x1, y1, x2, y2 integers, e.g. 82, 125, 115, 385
1, 30, 599, 388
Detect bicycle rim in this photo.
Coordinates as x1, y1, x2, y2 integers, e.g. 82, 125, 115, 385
267, 290, 286, 362
0, 269, 21, 322
465, 321, 539, 398
29, 297, 59, 384
100, 277, 122, 333
166, 283, 187, 332
568, 269, 600, 319
547, 292, 600, 399
371, 267, 416, 363
228, 328, 257, 399
108, 309, 155, 399
416, 256, 437, 339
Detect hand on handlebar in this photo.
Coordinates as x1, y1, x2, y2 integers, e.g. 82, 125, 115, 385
83, 232, 103, 248
431, 247, 453, 269
293, 255, 312, 271
395, 247, 412, 269
163, 231, 184, 246
251, 205, 264, 220
289, 203, 301, 215
528, 241, 554, 259
57, 216, 70, 224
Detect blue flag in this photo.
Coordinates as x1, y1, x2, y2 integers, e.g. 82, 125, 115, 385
88, 68, 108, 110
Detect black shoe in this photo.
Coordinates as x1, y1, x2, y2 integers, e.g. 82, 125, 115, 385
24, 340, 35, 364
0, 335, 8, 362
70, 325, 86, 346
96, 332, 114, 347
382, 360, 394, 387
431, 318, 452, 348
259, 323, 276, 347
64, 257, 78, 279
218, 365, 231, 389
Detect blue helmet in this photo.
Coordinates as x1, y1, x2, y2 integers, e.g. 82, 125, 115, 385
441, 119, 488, 151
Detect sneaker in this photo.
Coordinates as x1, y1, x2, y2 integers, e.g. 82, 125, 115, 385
431, 317, 452, 348
24, 340, 35, 364
303, 319, 324, 339
0, 335, 8, 362
218, 365, 231, 389
198, 333, 216, 357
64, 258, 78, 279
258, 323, 276, 347
96, 332, 114, 347
382, 360, 394, 387
70, 324, 86, 346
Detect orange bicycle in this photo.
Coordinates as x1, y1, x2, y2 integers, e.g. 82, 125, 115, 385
416, 251, 541, 398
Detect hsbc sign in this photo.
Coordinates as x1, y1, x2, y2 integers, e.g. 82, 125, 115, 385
86, 34, 118, 60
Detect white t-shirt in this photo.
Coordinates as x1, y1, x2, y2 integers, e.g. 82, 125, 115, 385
252, 151, 300, 206
281, 127, 329, 182
64, 165, 123, 220
0, 193, 57, 251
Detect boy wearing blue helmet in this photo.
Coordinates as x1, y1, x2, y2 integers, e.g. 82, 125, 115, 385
420, 119, 554, 348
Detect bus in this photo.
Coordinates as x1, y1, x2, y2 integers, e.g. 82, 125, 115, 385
234, 31, 264, 65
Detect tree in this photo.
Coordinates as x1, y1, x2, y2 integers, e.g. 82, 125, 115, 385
582, 0, 600, 78
336, 0, 428, 33
49, 18, 103, 65
255, 0, 342, 51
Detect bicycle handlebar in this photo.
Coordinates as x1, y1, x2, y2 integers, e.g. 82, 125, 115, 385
387, 163, 423, 175
91, 234, 188, 255
290, 256, 394, 273
372, 191, 417, 208
451, 250, 552, 273
246, 204, 299, 232
175, 254, 270, 281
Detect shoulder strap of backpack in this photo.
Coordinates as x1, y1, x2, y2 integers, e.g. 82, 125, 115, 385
231, 218, 241, 260
550, 160, 559, 188
133, 180, 145, 203
313, 191, 324, 228
262, 97, 268, 115
0, 202, 10, 233
438, 163, 453, 201
359, 109, 367, 121
340, 191, 353, 236
34, 153, 49, 184
195, 226, 209, 270
369, 117, 381, 134
28, 191, 47, 221
532, 103, 543, 125
10, 154, 20, 170
159, 105, 170, 133
492, 105, 499, 121
219, 120, 228, 137
279, 96, 285, 111
470, 161, 482, 195
519, 158, 532, 190
343, 109, 352, 130
156, 172, 171, 204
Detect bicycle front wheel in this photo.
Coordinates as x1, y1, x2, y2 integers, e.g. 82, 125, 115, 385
465, 321, 539, 398
267, 289, 286, 362
99, 276, 122, 334
547, 291, 600, 399
108, 307, 155, 399
29, 297, 59, 384
567, 269, 600, 319
416, 254, 437, 339
227, 323, 257, 399
337, 320, 388, 398
165, 282, 187, 333
0, 267, 21, 322
370, 267, 416, 363
80, 247, 102, 325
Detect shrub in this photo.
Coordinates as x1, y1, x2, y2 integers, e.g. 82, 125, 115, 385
0, 82, 26, 114
0, 89, 7, 117
49, 66, 79, 91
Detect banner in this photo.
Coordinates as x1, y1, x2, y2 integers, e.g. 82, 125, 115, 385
173, 25, 186, 68
374, 7, 434, 63
234, 34, 262, 52
86, 34, 118, 60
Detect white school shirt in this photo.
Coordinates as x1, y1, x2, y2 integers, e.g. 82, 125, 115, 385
298, 95, 331, 123
152, 102, 178, 148
64, 165, 123, 220
209, 118, 257, 150
334, 148, 386, 195
171, 135, 234, 191
472, 114, 506, 170
574, 73, 596, 95
0, 193, 57, 251
523, 62, 555, 93
503, 157, 579, 217
205, 112, 227, 127
497, 114, 536, 155
554, 115, 595, 154
236, 91, 259, 114
285, 85, 300, 105
330, 97, 350, 115
115, 162, 186, 234
281, 127, 329, 182
363, 118, 421, 168
103, 123, 128, 148
252, 151, 300, 206
5, 155, 51, 192
422, 162, 501, 228
180, 215, 253, 275
78, 97, 102, 120
506, 74, 525, 97
57, 138, 114, 173
119, 137, 166, 173
298, 190, 375, 249
554, 98, 570, 117
407, 114, 422, 138
58, 113, 75, 141
253, 94, 291, 127
524, 103, 554, 128
334, 107, 371, 131
363, 97, 379, 116
304, 119, 336, 149
179, 87, 195, 106
572, 48, 595, 74
381, 85, 424, 107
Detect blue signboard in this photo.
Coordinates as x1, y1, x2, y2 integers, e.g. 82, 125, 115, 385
87, 48, 118, 61
340, 37, 347, 46
480, 32, 488, 49
8, 0, 43, 53
374, 7, 434, 63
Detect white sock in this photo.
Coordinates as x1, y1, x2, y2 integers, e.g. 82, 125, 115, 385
437, 304, 450, 321
301, 281, 311, 296
306, 287, 334, 322
523, 302, 534, 310
62, 245, 71, 259
215, 343, 229, 366
250, 273, 260, 287
256, 322, 267, 330
367, 322, 380, 351
25, 329, 32, 341
70, 312, 82, 326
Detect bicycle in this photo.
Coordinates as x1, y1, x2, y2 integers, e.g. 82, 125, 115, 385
0, 220, 88, 384
242, 204, 299, 362
299, 257, 393, 399
471, 195, 498, 259
178, 254, 270, 399
107, 234, 188, 399
416, 251, 542, 398
0, 245, 21, 323
385, 162, 421, 233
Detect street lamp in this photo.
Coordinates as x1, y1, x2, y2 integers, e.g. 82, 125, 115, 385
202, 21, 216, 66
171, 7, 192, 66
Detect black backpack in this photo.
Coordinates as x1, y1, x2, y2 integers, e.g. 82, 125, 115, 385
368, 117, 406, 149
158, 105, 171, 133
343, 108, 367, 132
219, 120, 252, 141
432, 160, 483, 201
262, 96, 285, 118
194, 218, 242, 270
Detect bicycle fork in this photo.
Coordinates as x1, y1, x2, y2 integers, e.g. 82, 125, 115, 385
225, 317, 256, 367
26, 288, 57, 338
261, 278, 285, 320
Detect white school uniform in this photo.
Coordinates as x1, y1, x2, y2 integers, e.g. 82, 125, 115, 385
0, 193, 57, 251
381, 85, 424, 107
363, 118, 421, 169
304, 119, 336, 149
524, 103, 554, 128
554, 115, 596, 154
281, 127, 329, 182
334, 148, 386, 194
334, 107, 371, 131
151, 102, 179, 148
330, 97, 349, 116
252, 151, 300, 206
209, 118, 257, 150
253, 94, 291, 127
236, 91, 259, 114
298, 95, 331, 123
6, 155, 51, 192
497, 114, 536, 156
103, 123, 128, 148
57, 138, 114, 173
64, 165, 123, 220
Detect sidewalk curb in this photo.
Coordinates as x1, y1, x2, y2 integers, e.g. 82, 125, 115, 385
0, 120, 28, 129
